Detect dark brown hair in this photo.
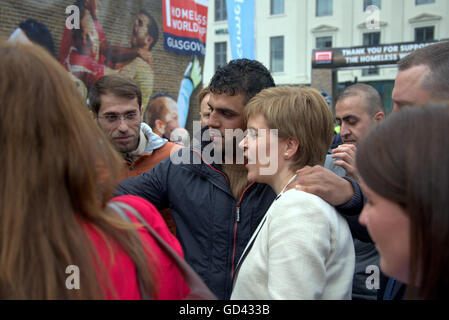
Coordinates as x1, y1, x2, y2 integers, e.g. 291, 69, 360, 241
337, 83, 385, 116
88, 75, 143, 115
0, 42, 156, 299
356, 104, 449, 299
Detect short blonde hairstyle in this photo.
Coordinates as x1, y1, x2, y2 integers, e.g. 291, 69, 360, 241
244, 86, 334, 170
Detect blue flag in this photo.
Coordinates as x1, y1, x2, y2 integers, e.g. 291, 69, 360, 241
226, 0, 255, 60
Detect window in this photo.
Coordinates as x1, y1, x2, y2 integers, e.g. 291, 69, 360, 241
415, 26, 435, 42
270, 36, 284, 72
316, 0, 333, 17
364, 0, 381, 10
271, 0, 285, 15
215, 42, 227, 71
363, 32, 380, 76
415, 0, 435, 5
215, 0, 227, 21
316, 36, 333, 49
363, 32, 380, 46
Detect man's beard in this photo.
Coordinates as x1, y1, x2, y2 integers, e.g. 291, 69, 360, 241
214, 137, 245, 165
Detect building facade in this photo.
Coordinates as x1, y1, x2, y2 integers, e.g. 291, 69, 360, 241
203, 0, 449, 113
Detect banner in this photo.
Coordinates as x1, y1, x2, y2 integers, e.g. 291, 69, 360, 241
312, 40, 444, 69
0, 0, 206, 134
226, 0, 255, 60
162, 0, 208, 56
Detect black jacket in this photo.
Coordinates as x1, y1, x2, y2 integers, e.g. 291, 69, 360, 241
336, 177, 372, 243
115, 145, 276, 299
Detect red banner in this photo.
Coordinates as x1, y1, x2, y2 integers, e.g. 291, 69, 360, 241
162, 0, 208, 55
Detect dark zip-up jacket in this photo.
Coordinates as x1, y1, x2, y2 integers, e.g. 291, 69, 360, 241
115, 141, 276, 299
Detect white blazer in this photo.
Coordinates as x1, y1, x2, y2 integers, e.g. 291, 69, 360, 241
231, 189, 355, 300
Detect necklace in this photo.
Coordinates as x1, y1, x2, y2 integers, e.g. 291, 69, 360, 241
275, 174, 298, 200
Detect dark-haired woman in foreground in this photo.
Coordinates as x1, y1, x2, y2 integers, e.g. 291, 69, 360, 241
357, 104, 449, 299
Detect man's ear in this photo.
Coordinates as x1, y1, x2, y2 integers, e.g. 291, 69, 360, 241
154, 119, 164, 136
140, 105, 144, 122
373, 111, 385, 123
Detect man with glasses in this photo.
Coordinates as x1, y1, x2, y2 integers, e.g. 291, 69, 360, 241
89, 75, 181, 232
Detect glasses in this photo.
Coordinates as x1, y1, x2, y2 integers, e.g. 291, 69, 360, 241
97, 111, 140, 124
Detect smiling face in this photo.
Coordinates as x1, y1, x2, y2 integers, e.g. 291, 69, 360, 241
239, 113, 284, 185
359, 182, 411, 284
96, 93, 142, 153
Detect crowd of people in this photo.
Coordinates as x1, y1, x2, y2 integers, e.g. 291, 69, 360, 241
0, 34, 448, 300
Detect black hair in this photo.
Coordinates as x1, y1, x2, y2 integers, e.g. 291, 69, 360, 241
209, 59, 275, 104
139, 9, 159, 51
337, 83, 385, 116
148, 92, 176, 103
19, 19, 56, 57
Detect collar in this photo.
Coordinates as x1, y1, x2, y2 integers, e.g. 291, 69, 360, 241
130, 129, 147, 156
140, 122, 167, 154
275, 174, 298, 200
122, 123, 168, 162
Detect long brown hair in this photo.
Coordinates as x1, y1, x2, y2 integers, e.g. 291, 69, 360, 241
0, 42, 157, 299
356, 104, 449, 299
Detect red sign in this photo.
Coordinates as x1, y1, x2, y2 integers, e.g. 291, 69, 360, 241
163, 0, 208, 55
314, 51, 333, 63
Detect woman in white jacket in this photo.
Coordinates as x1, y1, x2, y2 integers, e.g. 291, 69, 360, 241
231, 86, 355, 300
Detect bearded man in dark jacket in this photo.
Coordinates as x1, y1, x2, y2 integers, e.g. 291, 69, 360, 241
115, 59, 277, 299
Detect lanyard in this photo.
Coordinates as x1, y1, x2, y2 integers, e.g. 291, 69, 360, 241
232, 215, 267, 288
232, 174, 298, 288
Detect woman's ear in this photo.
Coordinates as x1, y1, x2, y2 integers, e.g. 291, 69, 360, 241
284, 137, 299, 160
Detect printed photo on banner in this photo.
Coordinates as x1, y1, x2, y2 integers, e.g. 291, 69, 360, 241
0, 0, 208, 129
